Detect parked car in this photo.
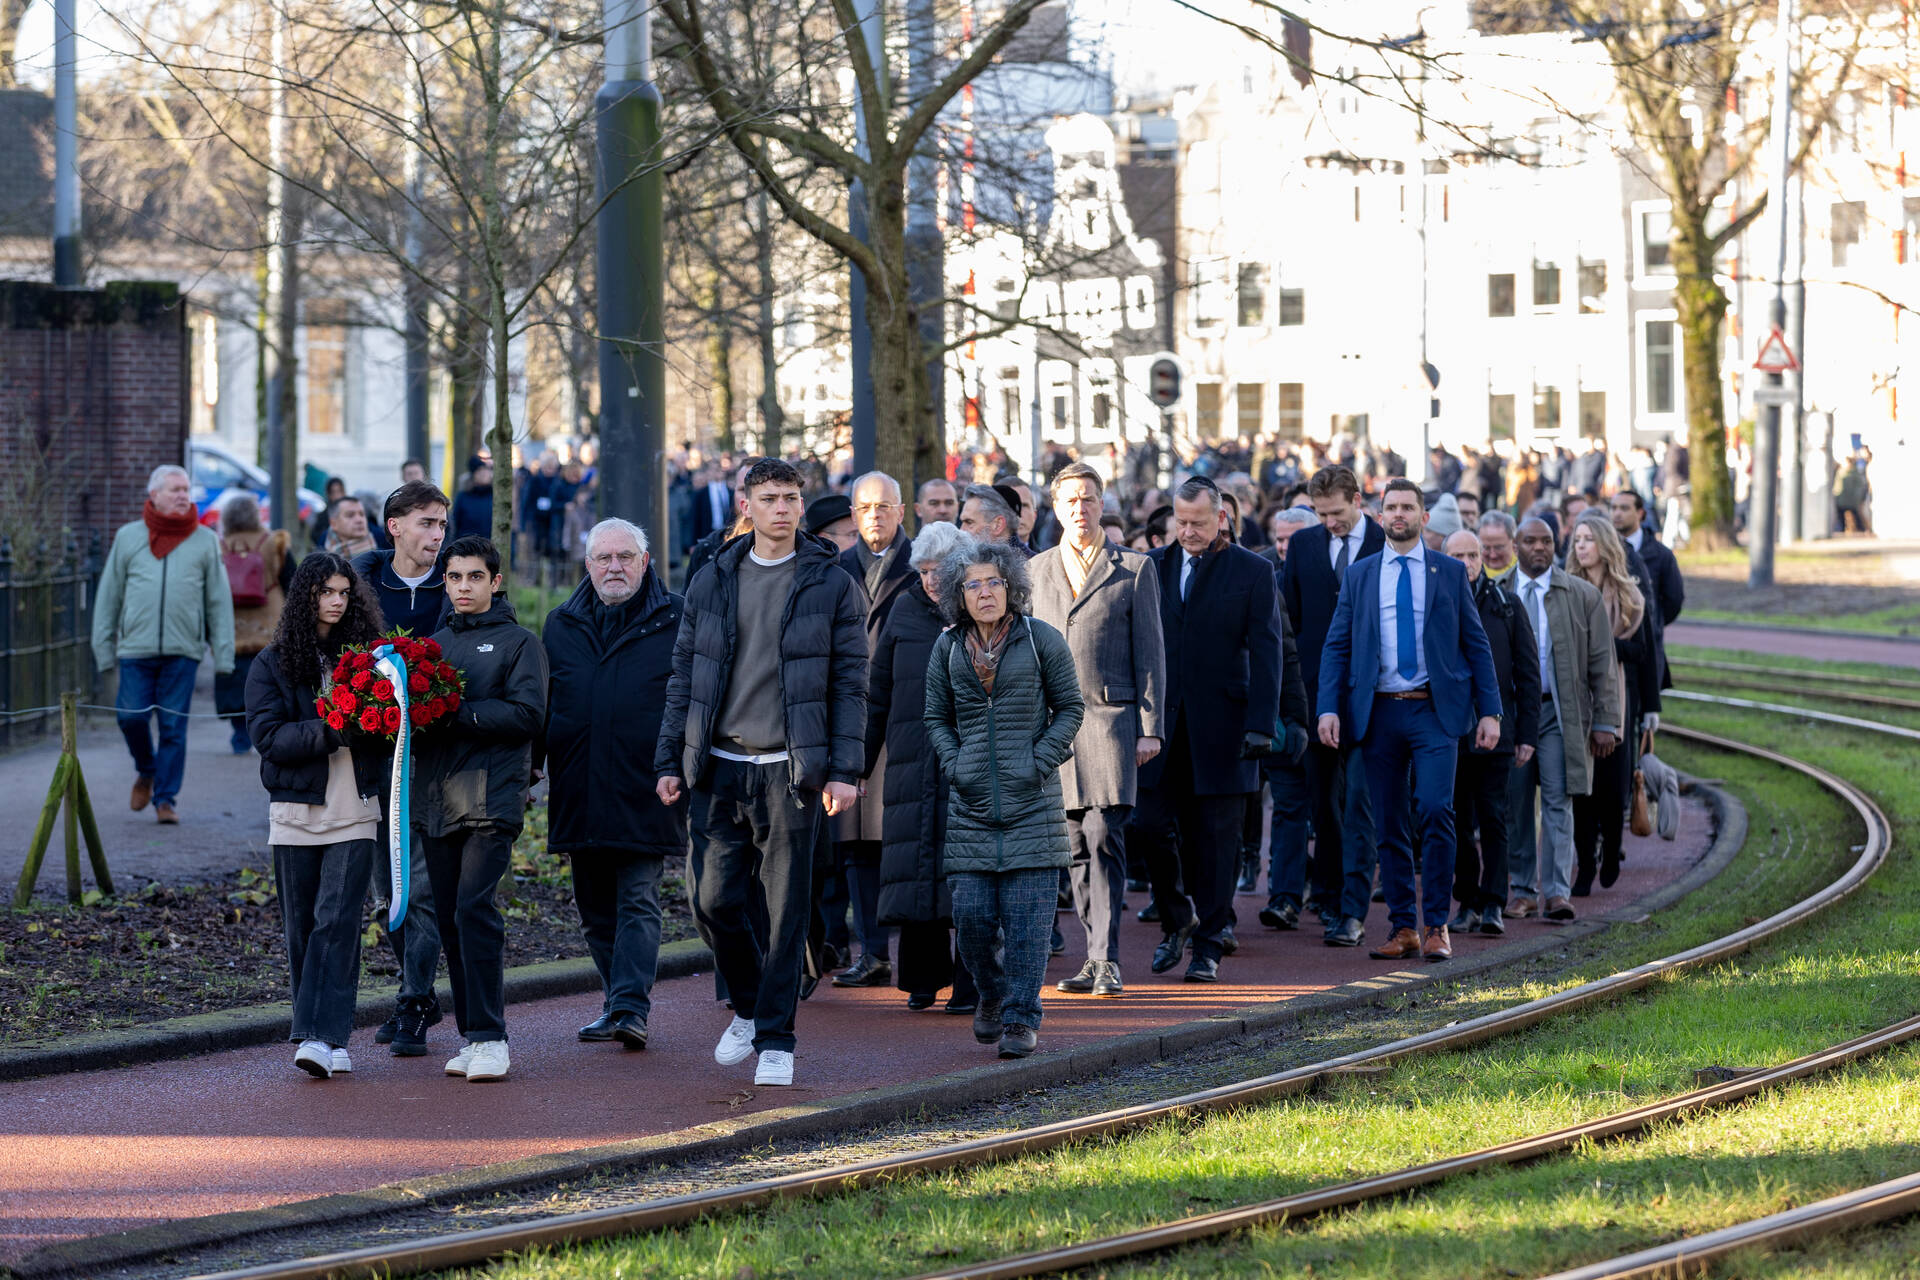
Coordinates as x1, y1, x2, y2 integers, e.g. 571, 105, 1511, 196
190, 441, 324, 528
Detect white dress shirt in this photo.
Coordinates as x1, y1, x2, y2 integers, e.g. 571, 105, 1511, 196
1327, 518, 1371, 576
1375, 541, 1430, 693
1626, 526, 1645, 553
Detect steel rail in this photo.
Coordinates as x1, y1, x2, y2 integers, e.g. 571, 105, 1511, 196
1672, 672, 1920, 715
1669, 656, 1920, 693
1666, 690, 1920, 741
194, 721, 1890, 1280
1536, 1169, 1920, 1280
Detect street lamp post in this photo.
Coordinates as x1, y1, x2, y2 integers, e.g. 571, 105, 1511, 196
595, 0, 667, 563
52, 0, 81, 287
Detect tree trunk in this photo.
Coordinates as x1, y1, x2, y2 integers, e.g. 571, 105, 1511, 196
755, 191, 784, 456
1671, 212, 1735, 549
480, 3, 516, 580
706, 269, 734, 453
865, 174, 940, 492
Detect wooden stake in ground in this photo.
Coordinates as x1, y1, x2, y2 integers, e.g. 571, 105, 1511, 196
13, 692, 114, 908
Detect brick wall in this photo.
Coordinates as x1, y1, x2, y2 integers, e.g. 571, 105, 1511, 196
0, 281, 188, 557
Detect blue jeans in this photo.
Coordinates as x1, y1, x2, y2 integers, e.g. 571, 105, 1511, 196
1360, 696, 1459, 932
951, 867, 1057, 1031
116, 656, 200, 807
1262, 760, 1312, 910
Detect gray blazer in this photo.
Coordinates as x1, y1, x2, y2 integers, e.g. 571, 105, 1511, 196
1522, 566, 1622, 797
1029, 541, 1167, 811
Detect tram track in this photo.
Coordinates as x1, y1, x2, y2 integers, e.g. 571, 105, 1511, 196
184, 715, 1893, 1280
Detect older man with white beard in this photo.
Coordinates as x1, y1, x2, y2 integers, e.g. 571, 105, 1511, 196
538, 519, 689, 1051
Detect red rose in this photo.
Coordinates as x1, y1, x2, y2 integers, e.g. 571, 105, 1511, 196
437, 662, 458, 683
445, 689, 461, 711
326, 711, 347, 731
410, 705, 431, 726
419, 639, 442, 659
358, 651, 376, 670
409, 671, 429, 694
331, 686, 357, 713
359, 707, 382, 732
383, 706, 403, 733
350, 670, 372, 691
372, 679, 395, 701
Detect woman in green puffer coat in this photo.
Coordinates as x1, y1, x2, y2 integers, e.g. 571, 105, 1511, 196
925, 540, 1084, 1062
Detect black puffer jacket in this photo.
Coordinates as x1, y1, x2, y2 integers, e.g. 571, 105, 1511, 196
245, 642, 388, 805
414, 597, 547, 835
867, 578, 951, 926
539, 572, 687, 858
654, 534, 869, 796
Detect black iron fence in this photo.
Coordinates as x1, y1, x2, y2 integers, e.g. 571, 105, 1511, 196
0, 533, 104, 750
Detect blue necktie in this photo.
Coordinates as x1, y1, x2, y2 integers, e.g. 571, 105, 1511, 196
1395, 556, 1418, 682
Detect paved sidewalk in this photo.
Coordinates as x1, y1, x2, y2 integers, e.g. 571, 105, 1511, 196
0, 797, 1714, 1265
1667, 621, 1920, 669
0, 667, 270, 898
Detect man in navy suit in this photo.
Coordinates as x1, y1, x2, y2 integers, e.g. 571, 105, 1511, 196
1316, 479, 1503, 962
1281, 466, 1384, 939
1143, 477, 1282, 982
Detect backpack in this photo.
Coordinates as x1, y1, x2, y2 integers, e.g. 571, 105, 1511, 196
223, 537, 269, 608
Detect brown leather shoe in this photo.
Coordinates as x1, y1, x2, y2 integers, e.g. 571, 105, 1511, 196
131, 775, 153, 812
1506, 895, 1537, 919
1368, 927, 1420, 960
1421, 926, 1452, 961
155, 803, 179, 825
1544, 896, 1577, 922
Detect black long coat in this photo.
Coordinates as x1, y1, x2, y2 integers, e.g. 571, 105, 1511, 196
539, 572, 688, 859
1142, 541, 1282, 797
1281, 517, 1386, 700
837, 532, 912, 845
867, 578, 951, 925
1466, 573, 1541, 756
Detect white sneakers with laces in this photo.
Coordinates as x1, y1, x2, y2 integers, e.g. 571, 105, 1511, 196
464, 1041, 511, 1082
753, 1049, 795, 1087
714, 1016, 755, 1066
330, 1047, 353, 1074
295, 1039, 334, 1078
445, 1042, 477, 1076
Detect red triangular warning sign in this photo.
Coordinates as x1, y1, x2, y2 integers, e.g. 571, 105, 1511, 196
1753, 327, 1798, 373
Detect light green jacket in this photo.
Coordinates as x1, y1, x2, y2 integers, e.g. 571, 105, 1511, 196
92, 521, 237, 674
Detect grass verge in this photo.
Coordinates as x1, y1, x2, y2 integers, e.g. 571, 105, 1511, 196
455, 665, 1915, 1279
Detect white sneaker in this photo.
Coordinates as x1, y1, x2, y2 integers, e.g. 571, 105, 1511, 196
295, 1039, 333, 1079
330, 1047, 353, 1074
714, 1015, 756, 1066
464, 1040, 510, 1082
754, 1049, 794, 1086
445, 1042, 477, 1076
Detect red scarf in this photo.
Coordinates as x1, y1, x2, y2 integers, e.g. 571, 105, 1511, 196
144, 500, 200, 560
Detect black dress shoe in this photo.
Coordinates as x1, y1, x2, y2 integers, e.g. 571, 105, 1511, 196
1056, 960, 1098, 993
1184, 956, 1219, 983
611, 1011, 648, 1050
1479, 903, 1505, 935
1235, 860, 1259, 894
1323, 916, 1365, 947
578, 1013, 619, 1042
800, 973, 821, 1002
1572, 864, 1594, 897
1599, 850, 1621, 889
1125, 878, 1149, 894
1371, 886, 1387, 903
1137, 901, 1161, 923
1150, 924, 1192, 974
1303, 898, 1330, 921
943, 996, 978, 1015
832, 954, 892, 987
1090, 961, 1124, 997
1259, 902, 1300, 930
1218, 925, 1239, 955
1049, 927, 1067, 957
906, 992, 937, 1010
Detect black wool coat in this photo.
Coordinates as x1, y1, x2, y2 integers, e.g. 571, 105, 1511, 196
246, 641, 388, 806
866, 578, 952, 925
539, 572, 687, 859
1465, 573, 1541, 756
415, 597, 548, 835
654, 533, 869, 795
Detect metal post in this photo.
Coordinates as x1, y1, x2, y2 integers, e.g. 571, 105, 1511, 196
51, 0, 81, 286
1789, 164, 1811, 538
904, 0, 944, 481
1749, 0, 1794, 589
847, 0, 884, 475
403, 5, 431, 473
595, 0, 667, 564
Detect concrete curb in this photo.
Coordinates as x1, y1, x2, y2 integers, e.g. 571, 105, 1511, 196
8, 784, 1748, 1280
0, 939, 713, 1084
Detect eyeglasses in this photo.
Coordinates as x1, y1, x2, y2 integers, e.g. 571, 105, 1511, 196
853, 503, 900, 516
963, 577, 1008, 594
587, 550, 641, 567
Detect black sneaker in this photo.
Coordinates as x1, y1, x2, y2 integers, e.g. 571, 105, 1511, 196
389, 995, 442, 1057
375, 1014, 400, 1045
973, 1003, 1004, 1045
997, 1025, 1038, 1058
1218, 925, 1239, 956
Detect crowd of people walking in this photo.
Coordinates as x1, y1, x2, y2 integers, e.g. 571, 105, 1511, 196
87, 433, 1684, 1085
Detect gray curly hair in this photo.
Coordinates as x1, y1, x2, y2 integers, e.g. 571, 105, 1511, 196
936, 541, 1031, 626
909, 520, 974, 570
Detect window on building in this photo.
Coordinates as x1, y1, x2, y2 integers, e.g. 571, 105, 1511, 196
1277, 383, 1305, 438
1532, 261, 1561, 307
1831, 200, 1867, 269
305, 324, 347, 435
1488, 273, 1516, 317
999, 377, 1022, 435
1278, 287, 1306, 326
1488, 393, 1515, 441
1192, 256, 1230, 327
1237, 262, 1269, 327
1644, 318, 1677, 414
1533, 385, 1561, 435
190, 311, 219, 436
1236, 382, 1264, 436
1578, 259, 1607, 313
1195, 382, 1222, 437
1579, 390, 1606, 439
1640, 207, 1673, 275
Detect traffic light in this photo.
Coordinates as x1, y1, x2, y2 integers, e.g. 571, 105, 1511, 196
1148, 356, 1181, 408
